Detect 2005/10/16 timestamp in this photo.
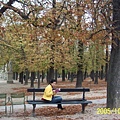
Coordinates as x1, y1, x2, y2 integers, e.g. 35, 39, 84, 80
97, 108, 120, 114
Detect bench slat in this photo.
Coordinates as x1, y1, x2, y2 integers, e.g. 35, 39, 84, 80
27, 88, 90, 92
27, 100, 92, 105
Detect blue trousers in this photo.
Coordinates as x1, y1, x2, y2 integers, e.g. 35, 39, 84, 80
51, 96, 62, 103
42, 96, 63, 108
51, 96, 63, 109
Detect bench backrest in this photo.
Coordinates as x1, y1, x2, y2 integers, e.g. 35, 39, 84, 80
11, 92, 26, 104
11, 93, 25, 98
0, 93, 7, 106
27, 88, 90, 101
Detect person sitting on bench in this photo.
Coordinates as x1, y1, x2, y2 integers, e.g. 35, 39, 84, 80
42, 79, 64, 110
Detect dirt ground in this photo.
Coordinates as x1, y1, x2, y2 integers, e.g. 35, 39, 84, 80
0, 77, 120, 120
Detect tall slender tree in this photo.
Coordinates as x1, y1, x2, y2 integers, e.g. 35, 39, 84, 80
107, 0, 120, 108
75, 0, 84, 87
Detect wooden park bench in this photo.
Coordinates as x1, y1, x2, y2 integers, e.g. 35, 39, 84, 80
27, 88, 92, 116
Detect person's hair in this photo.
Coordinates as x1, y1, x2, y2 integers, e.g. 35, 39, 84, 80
49, 79, 56, 84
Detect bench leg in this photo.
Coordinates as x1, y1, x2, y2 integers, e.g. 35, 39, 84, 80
81, 103, 88, 113
32, 104, 36, 117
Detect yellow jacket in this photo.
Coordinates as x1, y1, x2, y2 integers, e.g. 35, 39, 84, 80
42, 84, 53, 101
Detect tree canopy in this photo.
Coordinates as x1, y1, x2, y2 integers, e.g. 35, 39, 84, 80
0, 0, 112, 74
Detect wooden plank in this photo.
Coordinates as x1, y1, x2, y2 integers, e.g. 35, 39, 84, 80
27, 88, 90, 92
27, 100, 92, 105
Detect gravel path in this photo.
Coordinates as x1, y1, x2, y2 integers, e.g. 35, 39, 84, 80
0, 80, 120, 120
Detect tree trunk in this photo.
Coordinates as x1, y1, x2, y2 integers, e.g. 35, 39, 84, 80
90, 70, 95, 81
46, 70, 49, 83
55, 69, 58, 82
99, 65, 104, 80
46, 67, 54, 83
41, 70, 45, 83
62, 67, 65, 81
70, 72, 74, 82
16, 72, 18, 80
30, 72, 35, 88
107, 46, 120, 108
105, 44, 109, 82
75, 0, 84, 87
49, 67, 54, 81
13, 72, 18, 80
19, 72, 23, 84
67, 72, 70, 80
76, 70, 83, 87
24, 69, 29, 85
37, 71, 40, 88
94, 71, 98, 84
84, 68, 88, 80
76, 41, 83, 87
107, 0, 120, 108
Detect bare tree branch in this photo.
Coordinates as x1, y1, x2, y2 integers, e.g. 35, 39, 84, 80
0, 0, 16, 17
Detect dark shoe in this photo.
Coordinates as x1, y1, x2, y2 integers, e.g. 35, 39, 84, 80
57, 104, 65, 110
